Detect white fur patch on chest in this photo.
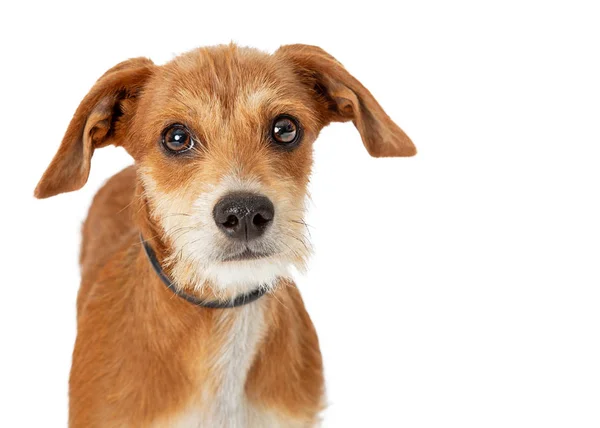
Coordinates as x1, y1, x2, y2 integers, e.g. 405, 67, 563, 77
203, 301, 266, 427
150, 300, 314, 428
163, 302, 268, 428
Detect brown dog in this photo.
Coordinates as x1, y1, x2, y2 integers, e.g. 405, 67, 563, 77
35, 44, 416, 427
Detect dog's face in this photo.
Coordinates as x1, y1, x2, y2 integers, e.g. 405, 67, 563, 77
135, 47, 319, 295
35, 44, 416, 296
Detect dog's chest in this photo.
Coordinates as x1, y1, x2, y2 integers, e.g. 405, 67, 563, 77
165, 303, 272, 428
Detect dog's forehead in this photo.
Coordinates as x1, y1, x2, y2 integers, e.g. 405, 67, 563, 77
168, 47, 274, 95
152, 46, 304, 115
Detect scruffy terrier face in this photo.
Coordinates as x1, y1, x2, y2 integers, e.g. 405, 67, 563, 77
34, 44, 416, 297
136, 48, 319, 295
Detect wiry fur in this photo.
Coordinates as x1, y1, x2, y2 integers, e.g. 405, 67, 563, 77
34, 43, 415, 427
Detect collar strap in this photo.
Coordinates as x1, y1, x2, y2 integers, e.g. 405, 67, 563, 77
140, 235, 268, 309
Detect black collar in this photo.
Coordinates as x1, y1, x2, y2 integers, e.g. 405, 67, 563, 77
141, 235, 268, 309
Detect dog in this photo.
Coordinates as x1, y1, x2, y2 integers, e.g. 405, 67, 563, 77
35, 43, 416, 427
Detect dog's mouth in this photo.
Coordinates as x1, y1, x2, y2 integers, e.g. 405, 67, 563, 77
222, 248, 272, 262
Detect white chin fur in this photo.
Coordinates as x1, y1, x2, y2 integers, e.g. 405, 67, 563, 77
201, 257, 293, 292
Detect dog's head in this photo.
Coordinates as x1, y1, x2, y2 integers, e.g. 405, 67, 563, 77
35, 44, 415, 297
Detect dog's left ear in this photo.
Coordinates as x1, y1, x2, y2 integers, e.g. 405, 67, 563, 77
34, 57, 155, 199
276, 44, 416, 157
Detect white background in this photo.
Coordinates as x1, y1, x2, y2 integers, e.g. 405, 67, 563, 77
1, 1, 599, 427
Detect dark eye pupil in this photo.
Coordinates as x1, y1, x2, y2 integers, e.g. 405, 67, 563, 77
169, 129, 187, 146
163, 125, 193, 152
273, 118, 297, 144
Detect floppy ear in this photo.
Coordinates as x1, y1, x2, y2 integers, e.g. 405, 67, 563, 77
34, 57, 155, 199
276, 44, 416, 157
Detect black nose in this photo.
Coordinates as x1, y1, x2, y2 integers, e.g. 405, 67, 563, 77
213, 193, 274, 241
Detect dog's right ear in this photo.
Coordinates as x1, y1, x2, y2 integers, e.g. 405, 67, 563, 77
34, 57, 155, 199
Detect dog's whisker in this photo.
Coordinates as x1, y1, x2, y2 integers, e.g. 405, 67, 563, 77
163, 213, 193, 218
279, 227, 311, 254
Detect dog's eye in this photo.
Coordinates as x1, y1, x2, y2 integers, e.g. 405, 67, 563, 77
162, 124, 194, 153
271, 115, 300, 147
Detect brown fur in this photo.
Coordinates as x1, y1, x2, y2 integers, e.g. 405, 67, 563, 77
35, 44, 415, 427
